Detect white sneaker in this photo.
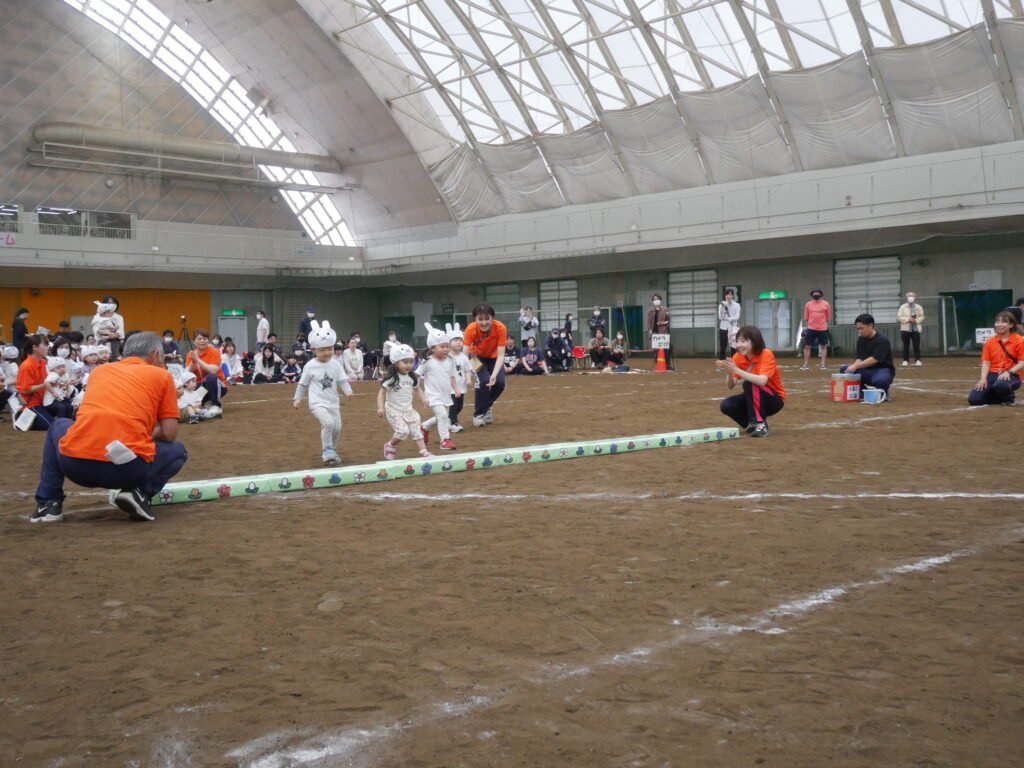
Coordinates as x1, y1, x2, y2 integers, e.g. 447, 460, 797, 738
819, 363, 828, 370
915, 360, 923, 367
206, 404, 223, 417
472, 415, 486, 428
483, 409, 494, 424
450, 424, 464, 433
799, 365, 810, 371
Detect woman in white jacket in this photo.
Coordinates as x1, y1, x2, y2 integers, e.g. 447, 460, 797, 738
897, 291, 925, 367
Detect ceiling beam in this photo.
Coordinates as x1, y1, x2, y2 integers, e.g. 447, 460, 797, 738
981, 0, 1024, 139
725, 0, 804, 171
846, 0, 907, 157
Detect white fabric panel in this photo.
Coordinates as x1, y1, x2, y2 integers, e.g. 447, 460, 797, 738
429, 144, 506, 221
475, 140, 564, 213
600, 97, 706, 194
677, 77, 795, 183
997, 19, 1024, 126
770, 55, 896, 171
874, 26, 1013, 155
537, 125, 629, 205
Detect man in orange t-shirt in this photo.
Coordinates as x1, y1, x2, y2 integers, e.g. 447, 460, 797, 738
184, 329, 227, 415
462, 303, 509, 427
715, 325, 786, 438
31, 332, 187, 524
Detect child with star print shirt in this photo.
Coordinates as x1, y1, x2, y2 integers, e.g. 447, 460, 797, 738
293, 347, 353, 465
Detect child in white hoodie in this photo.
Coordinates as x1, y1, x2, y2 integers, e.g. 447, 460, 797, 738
293, 320, 353, 465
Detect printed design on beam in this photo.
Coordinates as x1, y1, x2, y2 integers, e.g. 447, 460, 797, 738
143, 427, 740, 507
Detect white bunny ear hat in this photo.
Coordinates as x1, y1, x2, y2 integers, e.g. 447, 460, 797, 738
445, 322, 464, 341
94, 300, 117, 314
424, 322, 449, 348
388, 343, 416, 364
307, 319, 337, 349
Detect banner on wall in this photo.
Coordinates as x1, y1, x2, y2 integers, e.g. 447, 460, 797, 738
0, 233, 15, 246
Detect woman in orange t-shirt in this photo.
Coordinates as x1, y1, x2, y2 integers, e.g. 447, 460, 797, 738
715, 325, 786, 438
15, 334, 63, 430
968, 311, 1024, 406
462, 303, 509, 427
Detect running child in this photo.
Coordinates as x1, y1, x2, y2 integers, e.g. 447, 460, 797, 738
446, 323, 472, 433
293, 320, 353, 466
377, 343, 432, 459
419, 322, 458, 450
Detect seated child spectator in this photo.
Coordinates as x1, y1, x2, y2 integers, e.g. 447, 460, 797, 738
44, 357, 74, 418
282, 354, 302, 384
175, 370, 211, 424
520, 336, 549, 375
222, 340, 244, 384
162, 330, 181, 363
503, 337, 523, 375
253, 345, 284, 383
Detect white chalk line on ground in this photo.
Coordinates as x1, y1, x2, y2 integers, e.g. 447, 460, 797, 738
223, 532, 1017, 768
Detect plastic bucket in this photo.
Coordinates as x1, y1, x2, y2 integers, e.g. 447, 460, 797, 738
831, 373, 861, 402
862, 388, 885, 405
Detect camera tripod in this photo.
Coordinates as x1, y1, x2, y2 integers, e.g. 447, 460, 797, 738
177, 318, 193, 353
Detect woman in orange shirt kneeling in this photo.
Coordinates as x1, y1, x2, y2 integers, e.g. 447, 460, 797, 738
715, 325, 787, 438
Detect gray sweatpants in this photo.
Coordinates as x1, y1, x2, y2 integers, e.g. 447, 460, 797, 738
311, 406, 342, 454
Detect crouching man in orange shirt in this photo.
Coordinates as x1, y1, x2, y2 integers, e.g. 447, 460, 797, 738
31, 332, 188, 523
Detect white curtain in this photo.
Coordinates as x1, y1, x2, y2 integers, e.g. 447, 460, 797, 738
537, 124, 629, 205
770, 54, 896, 170
475, 139, 564, 213
429, 143, 506, 221
600, 96, 706, 193
996, 19, 1024, 126
677, 76, 795, 183
874, 25, 1013, 155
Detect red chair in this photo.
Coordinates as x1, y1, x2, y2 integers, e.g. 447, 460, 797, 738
571, 346, 588, 369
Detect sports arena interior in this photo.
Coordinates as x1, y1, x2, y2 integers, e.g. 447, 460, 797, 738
1, 1, 1022, 765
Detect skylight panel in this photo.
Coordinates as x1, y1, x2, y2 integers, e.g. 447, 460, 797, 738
684, 2, 754, 81
180, 74, 217, 107
135, 0, 169, 30
605, 29, 668, 94
891, 0, 966, 43
859, 0, 898, 45
153, 46, 190, 79
121, 18, 159, 56
168, 24, 202, 56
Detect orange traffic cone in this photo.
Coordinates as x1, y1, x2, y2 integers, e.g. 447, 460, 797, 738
654, 348, 669, 373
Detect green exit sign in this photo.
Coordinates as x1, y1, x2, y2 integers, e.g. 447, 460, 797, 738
221, 309, 246, 317
758, 291, 788, 300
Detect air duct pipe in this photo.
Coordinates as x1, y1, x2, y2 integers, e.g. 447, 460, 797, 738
33, 122, 343, 175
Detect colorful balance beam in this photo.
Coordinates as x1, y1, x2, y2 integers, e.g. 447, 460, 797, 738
143, 426, 740, 507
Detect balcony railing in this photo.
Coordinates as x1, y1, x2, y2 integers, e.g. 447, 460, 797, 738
37, 223, 134, 239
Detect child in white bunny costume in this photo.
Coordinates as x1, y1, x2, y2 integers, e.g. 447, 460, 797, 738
90, 301, 124, 358
419, 322, 459, 450
446, 323, 472, 433
293, 319, 353, 465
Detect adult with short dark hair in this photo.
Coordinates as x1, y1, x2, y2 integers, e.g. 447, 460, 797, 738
717, 289, 741, 360
162, 329, 181, 363
647, 293, 673, 370
897, 291, 925, 367
30, 332, 187, 523
463, 303, 508, 427
587, 305, 606, 338
839, 314, 896, 401
801, 288, 831, 370
299, 307, 316, 338
184, 329, 227, 415
716, 325, 786, 438
968, 311, 1023, 406
545, 327, 571, 371
11, 307, 30, 350
588, 328, 612, 367
15, 334, 63, 430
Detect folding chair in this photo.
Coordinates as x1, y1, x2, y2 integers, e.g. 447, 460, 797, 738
571, 346, 588, 369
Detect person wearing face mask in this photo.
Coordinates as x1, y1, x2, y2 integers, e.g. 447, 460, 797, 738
50, 336, 73, 362
382, 330, 399, 374
801, 289, 831, 371
587, 306, 606, 338
161, 329, 181, 364
518, 307, 539, 343
610, 331, 628, 367
545, 327, 571, 372
299, 307, 317, 339
647, 294, 673, 371
255, 309, 270, 352
897, 291, 925, 367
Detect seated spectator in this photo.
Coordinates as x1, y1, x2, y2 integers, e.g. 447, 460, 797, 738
588, 328, 613, 368
16, 335, 69, 430
43, 357, 74, 419
545, 327, 571, 372
183, 329, 227, 416
341, 336, 364, 382
588, 306, 606, 337
282, 354, 302, 384
0, 344, 19, 419
253, 345, 283, 383
968, 310, 1023, 406
86, 333, 96, 345
50, 336, 73, 364
210, 334, 224, 350
839, 313, 896, 401
503, 337, 523, 375
609, 331, 628, 366
222, 340, 244, 384
175, 370, 212, 424
519, 337, 549, 375
162, 330, 180, 364
292, 333, 309, 362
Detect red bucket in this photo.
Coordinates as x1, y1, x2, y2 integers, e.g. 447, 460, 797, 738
831, 373, 861, 402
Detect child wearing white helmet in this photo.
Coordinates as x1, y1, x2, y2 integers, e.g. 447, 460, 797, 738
377, 342, 433, 460
419, 322, 459, 450
0, 345, 20, 420
293, 320, 353, 466
446, 323, 472, 433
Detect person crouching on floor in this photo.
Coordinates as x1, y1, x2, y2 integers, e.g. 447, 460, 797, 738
716, 325, 786, 438
293, 320, 353, 466
184, 329, 227, 417
839, 313, 896, 402
968, 310, 1024, 406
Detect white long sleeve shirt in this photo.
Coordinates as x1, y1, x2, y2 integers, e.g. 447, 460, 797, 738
341, 347, 364, 379
718, 301, 741, 330
294, 358, 352, 410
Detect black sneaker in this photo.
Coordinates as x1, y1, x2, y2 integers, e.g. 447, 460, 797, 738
744, 424, 756, 434
114, 488, 155, 521
30, 500, 63, 523
750, 422, 770, 438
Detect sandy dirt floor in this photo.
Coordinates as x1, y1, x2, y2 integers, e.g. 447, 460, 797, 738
1, 357, 1021, 767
